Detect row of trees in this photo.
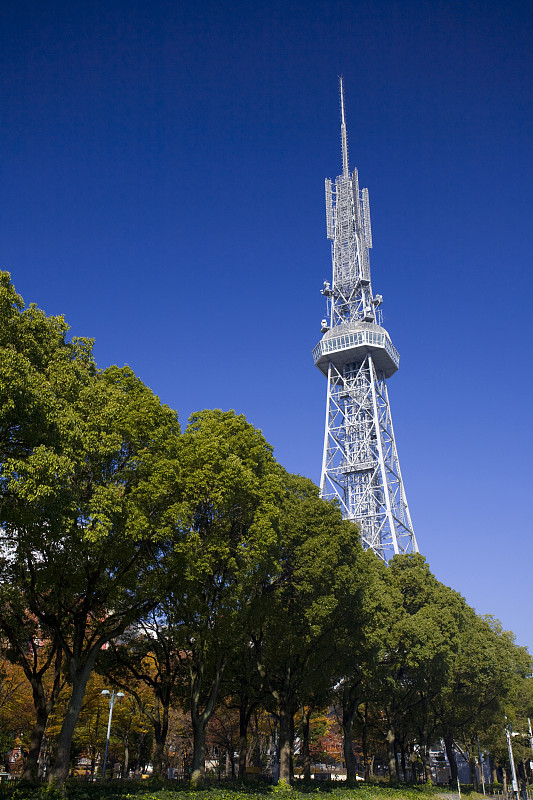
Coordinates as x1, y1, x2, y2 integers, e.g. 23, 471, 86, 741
0, 271, 531, 786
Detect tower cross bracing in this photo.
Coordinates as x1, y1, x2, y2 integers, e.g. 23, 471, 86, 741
313, 78, 418, 561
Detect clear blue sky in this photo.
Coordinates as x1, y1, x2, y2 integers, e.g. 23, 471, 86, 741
2, 0, 532, 654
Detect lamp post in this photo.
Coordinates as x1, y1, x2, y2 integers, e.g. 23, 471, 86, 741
101, 689, 124, 780
477, 735, 486, 795
505, 723, 519, 800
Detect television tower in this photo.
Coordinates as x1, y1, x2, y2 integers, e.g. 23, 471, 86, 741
313, 78, 418, 561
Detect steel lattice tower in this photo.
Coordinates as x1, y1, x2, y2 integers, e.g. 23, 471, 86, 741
313, 79, 418, 561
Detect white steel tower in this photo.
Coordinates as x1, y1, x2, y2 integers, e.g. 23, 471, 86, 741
313, 79, 418, 561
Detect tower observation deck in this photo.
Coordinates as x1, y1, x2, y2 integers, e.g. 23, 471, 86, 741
313, 79, 418, 561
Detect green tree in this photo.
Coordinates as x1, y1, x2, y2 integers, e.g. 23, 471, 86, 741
440, 619, 532, 785
0, 272, 181, 784
0, 271, 83, 779
366, 554, 469, 780
164, 409, 282, 784
334, 548, 394, 781
250, 473, 365, 784
509, 675, 533, 782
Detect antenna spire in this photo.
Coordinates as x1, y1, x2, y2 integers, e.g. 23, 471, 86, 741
339, 76, 349, 177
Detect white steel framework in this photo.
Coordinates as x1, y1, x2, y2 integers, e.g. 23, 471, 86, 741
313, 78, 418, 561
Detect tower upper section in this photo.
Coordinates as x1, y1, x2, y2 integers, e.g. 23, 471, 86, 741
313, 77, 399, 377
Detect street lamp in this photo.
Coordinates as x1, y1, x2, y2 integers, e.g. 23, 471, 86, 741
101, 689, 124, 780
476, 736, 486, 795
504, 722, 519, 800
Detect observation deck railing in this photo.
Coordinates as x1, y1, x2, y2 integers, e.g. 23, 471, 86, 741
312, 328, 400, 369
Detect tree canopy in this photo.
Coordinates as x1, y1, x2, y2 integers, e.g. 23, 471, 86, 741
1, 271, 531, 787
0, 272, 181, 782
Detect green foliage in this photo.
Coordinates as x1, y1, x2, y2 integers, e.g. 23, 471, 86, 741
0, 730, 14, 761
160, 409, 285, 774
271, 780, 293, 794
37, 780, 62, 800
0, 272, 181, 634
1, 271, 531, 784
0, 272, 182, 782
0, 783, 485, 800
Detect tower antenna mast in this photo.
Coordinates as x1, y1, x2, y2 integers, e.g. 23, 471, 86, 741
339, 76, 349, 178
313, 78, 418, 560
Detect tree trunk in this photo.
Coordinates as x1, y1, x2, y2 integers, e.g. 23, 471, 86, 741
49, 656, 96, 785
489, 753, 499, 784
469, 756, 478, 790
253, 713, 262, 768
190, 715, 207, 785
289, 713, 294, 781
152, 732, 166, 777
341, 685, 359, 782
123, 733, 129, 780
189, 653, 225, 785
400, 744, 407, 783
387, 727, 397, 780
362, 717, 369, 781
136, 731, 145, 774
22, 645, 63, 782
301, 707, 311, 781
445, 737, 458, 784
278, 702, 292, 784
221, 747, 233, 779
342, 708, 357, 781
238, 703, 248, 779
21, 704, 48, 782
424, 753, 432, 783
410, 746, 418, 783
419, 744, 431, 784
152, 698, 169, 777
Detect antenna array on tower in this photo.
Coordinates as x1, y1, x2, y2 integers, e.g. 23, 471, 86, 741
362, 187, 372, 249
325, 179, 334, 241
